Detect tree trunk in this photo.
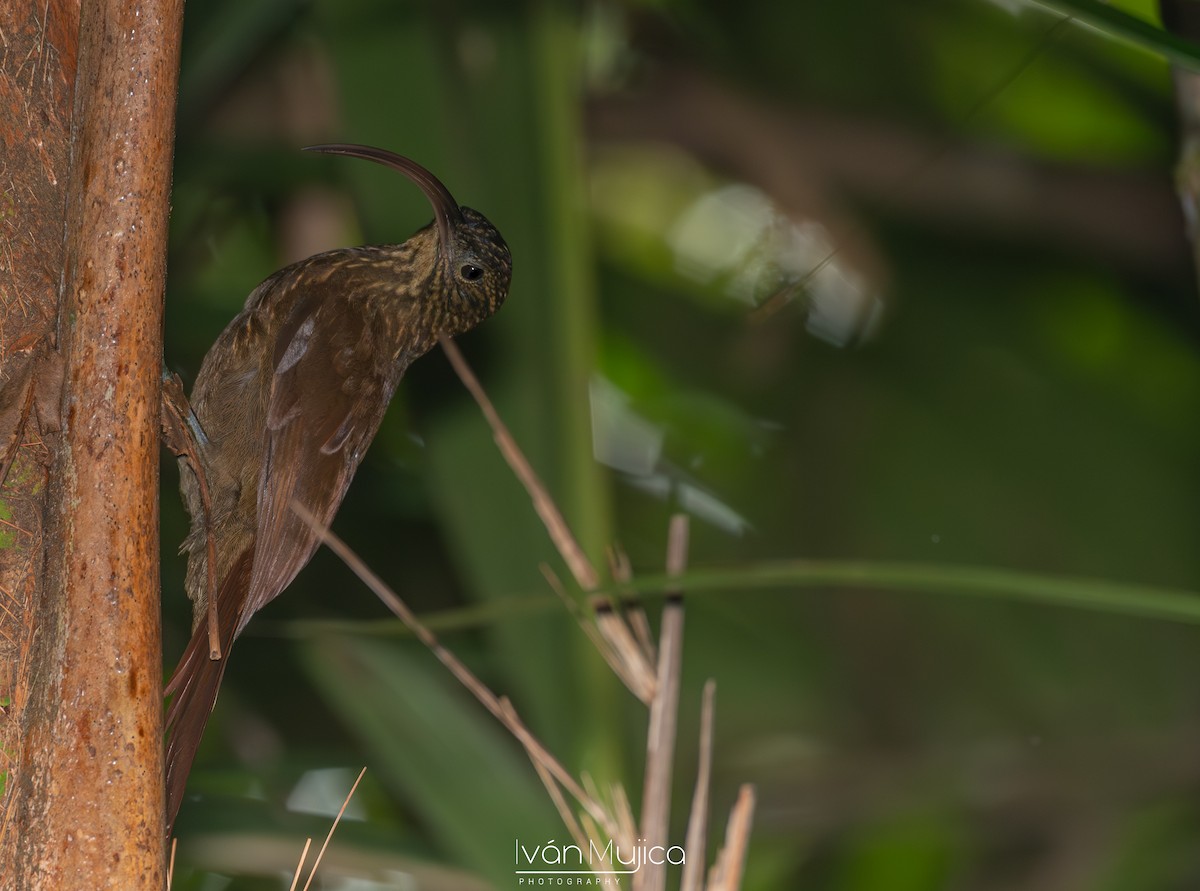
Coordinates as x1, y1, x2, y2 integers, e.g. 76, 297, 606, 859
0, 0, 183, 886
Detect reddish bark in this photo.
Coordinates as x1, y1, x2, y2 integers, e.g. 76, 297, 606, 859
0, 0, 183, 885
0, 0, 82, 869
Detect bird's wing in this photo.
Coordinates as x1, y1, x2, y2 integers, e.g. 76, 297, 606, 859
241, 292, 394, 630
164, 544, 253, 833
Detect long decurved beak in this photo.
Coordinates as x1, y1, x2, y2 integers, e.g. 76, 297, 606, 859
303, 143, 463, 255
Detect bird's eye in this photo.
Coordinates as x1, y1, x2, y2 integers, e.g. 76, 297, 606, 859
460, 264, 484, 282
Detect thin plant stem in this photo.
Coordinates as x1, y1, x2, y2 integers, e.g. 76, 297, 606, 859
440, 336, 600, 590
300, 766, 367, 891
680, 681, 716, 891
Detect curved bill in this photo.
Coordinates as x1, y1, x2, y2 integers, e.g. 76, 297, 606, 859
304, 143, 463, 254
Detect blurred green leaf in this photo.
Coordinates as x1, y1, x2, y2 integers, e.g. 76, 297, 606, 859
1031, 0, 1200, 69
298, 634, 561, 883
834, 814, 959, 891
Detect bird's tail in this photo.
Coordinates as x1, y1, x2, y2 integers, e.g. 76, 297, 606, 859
164, 547, 253, 835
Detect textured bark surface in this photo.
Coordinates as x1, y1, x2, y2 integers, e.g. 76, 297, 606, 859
0, 0, 81, 867
0, 0, 183, 886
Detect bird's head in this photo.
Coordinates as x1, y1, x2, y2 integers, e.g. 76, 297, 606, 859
304, 143, 511, 336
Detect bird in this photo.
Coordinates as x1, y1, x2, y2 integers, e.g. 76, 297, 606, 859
164, 144, 512, 833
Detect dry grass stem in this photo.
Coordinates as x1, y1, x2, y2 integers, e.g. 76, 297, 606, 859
288, 838, 313, 891
606, 543, 630, 584
577, 776, 636, 870
543, 563, 656, 702
540, 563, 612, 659
580, 813, 614, 870
300, 506, 759, 889
636, 513, 690, 891
439, 341, 657, 706
522, 724, 592, 855
291, 502, 614, 833
167, 837, 177, 890
608, 545, 656, 660
680, 681, 716, 891
625, 603, 655, 666
581, 772, 626, 845
665, 514, 690, 579
540, 563, 582, 620
298, 765, 367, 891
298, 348, 757, 889
593, 600, 657, 703
707, 785, 756, 891
440, 336, 599, 590
611, 782, 639, 860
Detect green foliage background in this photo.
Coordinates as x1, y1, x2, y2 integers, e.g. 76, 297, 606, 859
161, 0, 1200, 888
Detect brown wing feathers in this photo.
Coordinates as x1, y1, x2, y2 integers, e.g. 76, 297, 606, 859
165, 298, 389, 834
165, 546, 253, 831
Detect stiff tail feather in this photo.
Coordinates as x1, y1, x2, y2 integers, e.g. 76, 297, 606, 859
165, 547, 253, 835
